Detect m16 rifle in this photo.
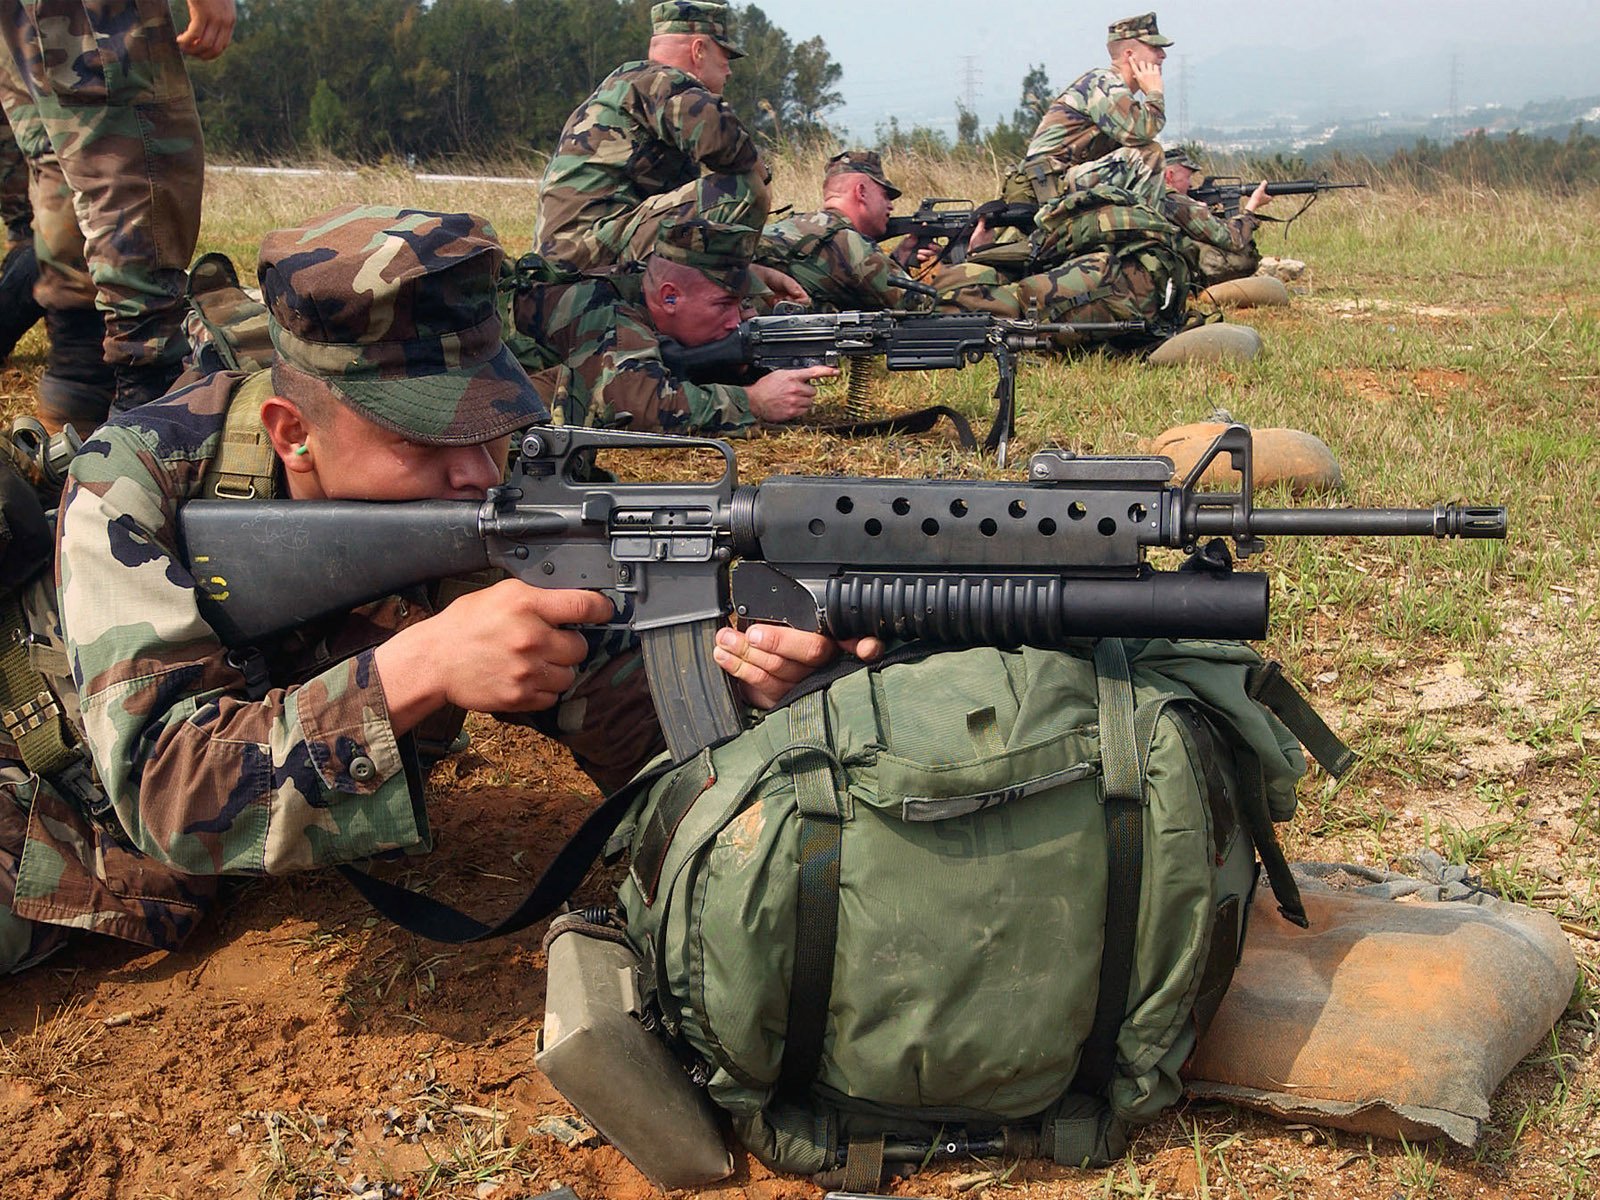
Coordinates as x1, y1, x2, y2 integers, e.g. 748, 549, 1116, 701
884, 197, 1040, 267
660, 308, 1146, 465
1190, 177, 1368, 220
179, 424, 1507, 766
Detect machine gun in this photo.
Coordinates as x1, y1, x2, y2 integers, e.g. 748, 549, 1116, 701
1189, 176, 1368, 220
659, 308, 1146, 464
883, 197, 1039, 267
179, 424, 1507, 766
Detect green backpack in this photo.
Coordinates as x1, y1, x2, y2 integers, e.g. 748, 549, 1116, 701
613, 639, 1335, 1186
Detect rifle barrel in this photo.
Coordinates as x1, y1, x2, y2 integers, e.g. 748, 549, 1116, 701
1190, 503, 1507, 540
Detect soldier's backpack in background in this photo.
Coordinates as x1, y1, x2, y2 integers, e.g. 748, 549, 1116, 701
541, 640, 1347, 1190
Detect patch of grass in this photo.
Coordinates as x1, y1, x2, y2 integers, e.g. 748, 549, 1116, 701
0, 998, 104, 1096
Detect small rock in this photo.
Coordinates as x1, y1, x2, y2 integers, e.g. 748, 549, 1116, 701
1447, 764, 1470, 781
225, 1123, 243, 1138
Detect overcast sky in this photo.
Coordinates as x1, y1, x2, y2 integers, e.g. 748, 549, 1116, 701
751, 1, 1600, 138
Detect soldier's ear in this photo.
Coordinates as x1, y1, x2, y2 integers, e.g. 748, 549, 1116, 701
261, 395, 314, 474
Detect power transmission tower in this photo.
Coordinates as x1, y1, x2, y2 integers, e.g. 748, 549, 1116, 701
1447, 53, 1461, 141
960, 55, 982, 112
1177, 54, 1190, 142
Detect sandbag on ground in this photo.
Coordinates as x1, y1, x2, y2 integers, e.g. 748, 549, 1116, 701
1144, 421, 1342, 493
1200, 275, 1292, 308
1184, 854, 1576, 1146
1146, 323, 1263, 365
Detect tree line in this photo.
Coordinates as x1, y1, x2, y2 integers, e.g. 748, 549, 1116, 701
189, 0, 842, 163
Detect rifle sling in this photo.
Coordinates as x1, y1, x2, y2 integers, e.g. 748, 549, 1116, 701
807, 404, 977, 450
336, 760, 671, 944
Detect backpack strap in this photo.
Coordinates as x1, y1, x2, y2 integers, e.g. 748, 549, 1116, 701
1247, 659, 1356, 777
199, 371, 279, 501
0, 592, 77, 779
775, 687, 848, 1099
1072, 638, 1146, 1098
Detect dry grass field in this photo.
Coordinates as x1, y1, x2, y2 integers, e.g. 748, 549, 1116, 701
0, 148, 1596, 1199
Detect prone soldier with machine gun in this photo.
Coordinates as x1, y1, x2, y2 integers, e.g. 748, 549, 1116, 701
658, 307, 1149, 465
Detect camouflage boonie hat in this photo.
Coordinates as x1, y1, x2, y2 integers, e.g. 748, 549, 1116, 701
258, 204, 545, 446
653, 218, 760, 294
1108, 12, 1173, 46
824, 149, 902, 200
650, 1, 744, 59
1164, 146, 1200, 170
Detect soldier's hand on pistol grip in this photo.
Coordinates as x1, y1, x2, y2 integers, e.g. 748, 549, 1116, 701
746, 365, 838, 423
373, 581, 614, 731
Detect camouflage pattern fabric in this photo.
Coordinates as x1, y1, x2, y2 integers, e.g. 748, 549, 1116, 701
6, 369, 662, 955
534, 60, 766, 275
1164, 192, 1261, 286
1020, 66, 1165, 183
0, 36, 91, 312
937, 249, 1181, 348
0, 0, 205, 374
0, 104, 26, 242
511, 268, 754, 434
756, 208, 925, 312
258, 205, 546, 444
938, 153, 1188, 342
990, 64, 1165, 254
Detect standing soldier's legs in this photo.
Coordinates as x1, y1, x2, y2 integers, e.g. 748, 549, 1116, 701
5, 0, 204, 413
610, 172, 769, 266
0, 32, 111, 430
0, 106, 44, 361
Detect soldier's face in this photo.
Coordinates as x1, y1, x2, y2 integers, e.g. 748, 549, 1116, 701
1164, 164, 1193, 194
692, 38, 733, 94
858, 181, 895, 240
652, 273, 746, 346
289, 394, 510, 503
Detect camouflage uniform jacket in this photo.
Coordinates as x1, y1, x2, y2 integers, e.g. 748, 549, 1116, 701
756, 208, 920, 312
512, 269, 754, 434
535, 60, 763, 274
1025, 67, 1165, 167
1163, 191, 1260, 254
17, 371, 439, 947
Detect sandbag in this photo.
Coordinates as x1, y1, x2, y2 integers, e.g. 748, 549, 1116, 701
1185, 856, 1575, 1146
1146, 323, 1263, 366
1199, 275, 1291, 309
1144, 421, 1342, 494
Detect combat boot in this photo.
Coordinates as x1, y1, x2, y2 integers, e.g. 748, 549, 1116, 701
36, 306, 114, 438
110, 358, 183, 414
0, 240, 44, 363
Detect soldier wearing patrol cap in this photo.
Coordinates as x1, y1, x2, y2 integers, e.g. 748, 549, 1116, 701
1001, 10, 1171, 208
755, 149, 933, 314
535, 1, 782, 280
2, 204, 858, 972
513, 217, 837, 435
1161, 146, 1275, 286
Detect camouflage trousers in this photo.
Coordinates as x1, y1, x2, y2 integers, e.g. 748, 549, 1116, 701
0, 105, 26, 242
598, 171, 768, 270
0, 0, 204, 376
527, 644, 667, 796
0, 43, 93, 311
936, 246, 1182, 347
0, 769, 69, 971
